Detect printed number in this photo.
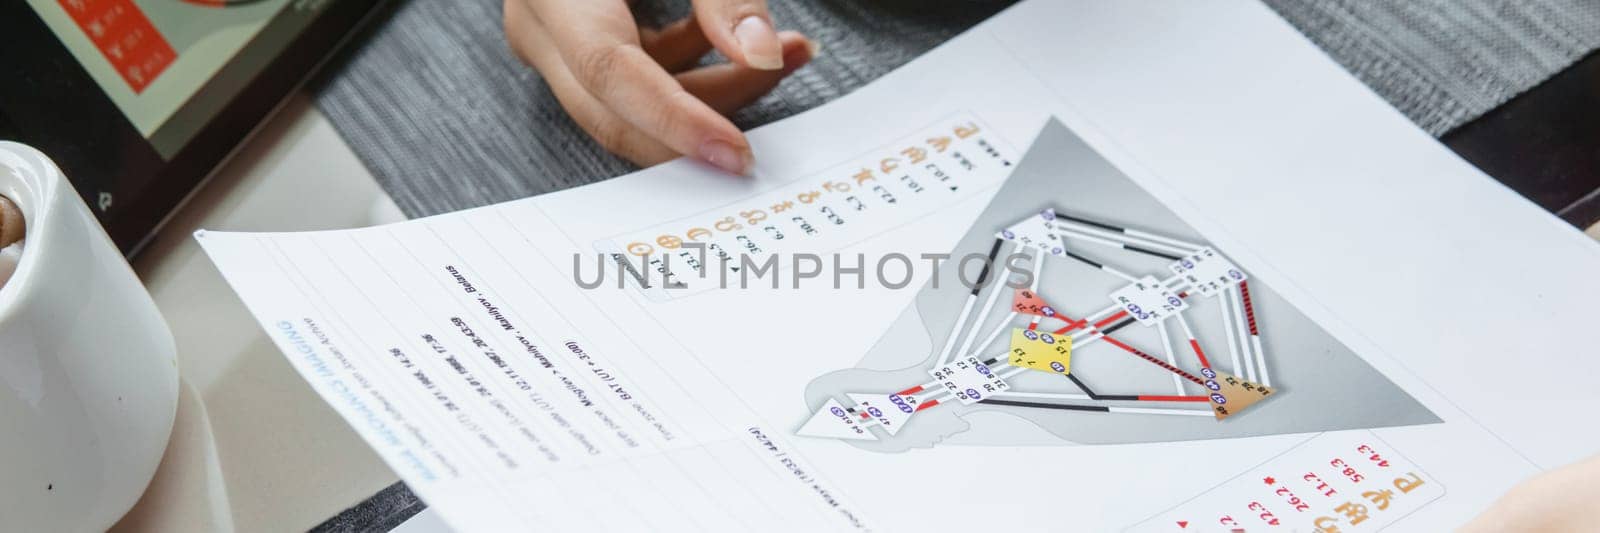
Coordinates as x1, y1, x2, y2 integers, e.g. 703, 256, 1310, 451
1275, 487, 1312, 512
1304, 473, 1338, 497
872, 185, 898, 204
819, 206, 846, 225
735, 235, 762, 254
1248, 502, 1281, 526
1357, 444, 1392, 468
900, 175, 925, 193
791, 216, 818, 236
1331, 459, 1366, 483
890, 395, 914, 413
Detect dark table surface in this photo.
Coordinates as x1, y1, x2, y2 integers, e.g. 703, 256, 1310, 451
1445, 50, 1600, 231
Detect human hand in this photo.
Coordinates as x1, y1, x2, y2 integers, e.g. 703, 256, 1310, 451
1460, 453, 1600, 532
504, 0, 815, 174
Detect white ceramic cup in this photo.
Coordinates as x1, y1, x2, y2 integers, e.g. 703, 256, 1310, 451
0, 142, 178, 531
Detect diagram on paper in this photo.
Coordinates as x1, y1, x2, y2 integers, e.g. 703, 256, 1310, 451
799, 119, 1438, 452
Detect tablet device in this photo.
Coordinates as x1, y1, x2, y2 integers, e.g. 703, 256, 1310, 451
0, 0, 386, 255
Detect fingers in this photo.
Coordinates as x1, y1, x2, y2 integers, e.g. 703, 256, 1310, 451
1461, 454, 1600, 533
641, 17, 713, 73
692, 0, 783, 71
528, 0, 753, 173
541, 52, 681, 165
505, 0, 677, 164
677, 31, 814, 115
505, 0, 813, 171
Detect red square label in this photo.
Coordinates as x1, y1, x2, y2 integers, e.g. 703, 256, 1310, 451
56, 0, 176, 93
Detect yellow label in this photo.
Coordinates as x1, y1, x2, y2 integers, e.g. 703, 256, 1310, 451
1008, 328, 1072, 374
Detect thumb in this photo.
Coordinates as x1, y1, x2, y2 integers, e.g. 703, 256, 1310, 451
692, 0, 784, 71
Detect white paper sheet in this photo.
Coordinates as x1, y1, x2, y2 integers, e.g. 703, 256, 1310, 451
198, 1, 1600, 530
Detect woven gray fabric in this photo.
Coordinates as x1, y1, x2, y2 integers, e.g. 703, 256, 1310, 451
313, 0, 1008, 219
306, 0, 1598, 530
1269, 0, 1600, 138
313, 0, 1599, 220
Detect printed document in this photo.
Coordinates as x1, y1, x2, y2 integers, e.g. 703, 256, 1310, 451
199, 1, 1600, 530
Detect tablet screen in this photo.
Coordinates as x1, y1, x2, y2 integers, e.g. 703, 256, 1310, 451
26, 0, 326, 160
0, 0, 379, 254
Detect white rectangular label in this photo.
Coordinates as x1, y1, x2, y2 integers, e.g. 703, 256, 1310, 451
1168, 247, 1247, 298
1126, 431, 1444, 532
1110, 275, 1189, 325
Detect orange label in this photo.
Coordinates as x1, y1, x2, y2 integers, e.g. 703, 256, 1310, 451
56, 0, 176, 93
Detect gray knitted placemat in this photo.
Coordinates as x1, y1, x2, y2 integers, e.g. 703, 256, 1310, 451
307, 0, 1599, 530
314, 0, 1599, 221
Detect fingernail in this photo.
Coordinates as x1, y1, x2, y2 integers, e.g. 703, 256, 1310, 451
699, 139, 752, 175
790, 38, 820, 62
734, 16, 783, 70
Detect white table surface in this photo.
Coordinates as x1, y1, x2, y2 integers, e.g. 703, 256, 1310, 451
113, 93, 407, 532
